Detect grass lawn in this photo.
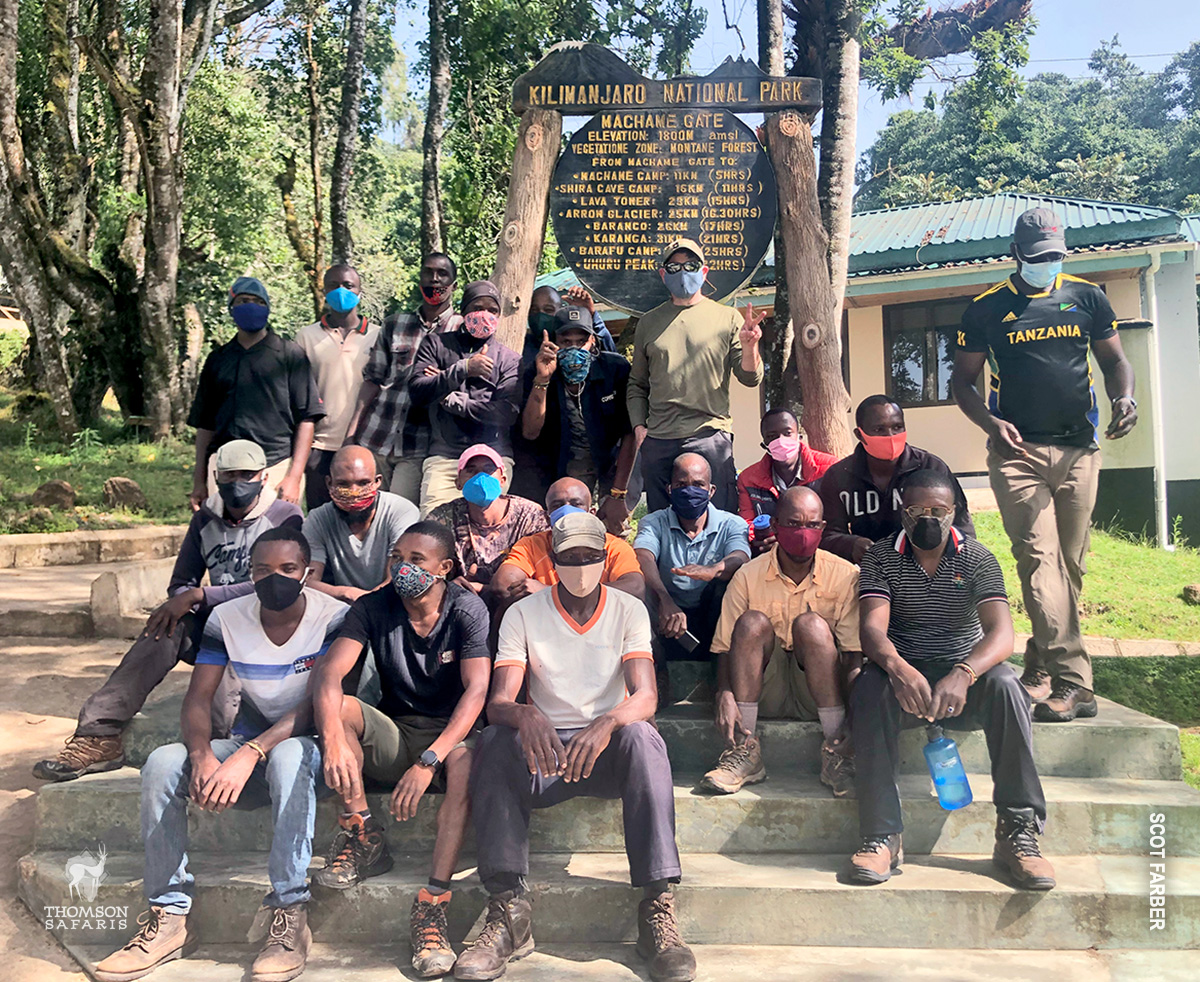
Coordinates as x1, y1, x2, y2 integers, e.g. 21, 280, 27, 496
1182, 730, 1200, 791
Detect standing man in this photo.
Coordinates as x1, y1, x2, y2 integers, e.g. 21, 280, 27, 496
348, 252, 463, 505
952, 208, 1137, 722
188, 277, 324, 508
296, 264, 381, 510
628, 238, 766, 512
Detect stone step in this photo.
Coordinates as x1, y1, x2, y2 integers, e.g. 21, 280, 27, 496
58, 942, 1200, 981
22, 850, 1199, 949
0, 564, 101, 637
33, 770, 1200, 858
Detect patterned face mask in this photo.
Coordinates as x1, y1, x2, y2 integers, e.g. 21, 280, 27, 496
463, 310, 498, 339
391, 561, 445, 599
329, 484, 378, 515
556, 346, 593, 384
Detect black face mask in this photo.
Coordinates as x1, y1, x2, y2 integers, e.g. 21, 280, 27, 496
218, 479, 263, 511
903, 513, 953, 551
254, 571, 307, 611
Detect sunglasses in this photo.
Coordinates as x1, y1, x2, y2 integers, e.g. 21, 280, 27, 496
903, 505, 952, 520
662, 260, 703, 274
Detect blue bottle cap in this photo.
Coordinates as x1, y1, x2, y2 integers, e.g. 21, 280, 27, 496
752, 514, 772, 530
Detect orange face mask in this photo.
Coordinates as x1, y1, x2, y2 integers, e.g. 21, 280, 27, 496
859, 430, 907, 462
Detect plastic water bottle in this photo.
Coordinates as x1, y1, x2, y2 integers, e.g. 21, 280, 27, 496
752, 514, 772, 540
924, 724, 973, 811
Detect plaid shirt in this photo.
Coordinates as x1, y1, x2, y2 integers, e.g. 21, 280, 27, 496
356, 307, 463, 457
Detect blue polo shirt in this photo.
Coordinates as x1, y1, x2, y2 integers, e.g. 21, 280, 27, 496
634, 504, 751, 609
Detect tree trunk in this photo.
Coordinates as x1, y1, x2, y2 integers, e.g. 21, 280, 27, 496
421, 0, 450, 257
305, 8, 325, 315
764, 110, 853, 457
330, 0, 367, 263
491, 108, 562, 353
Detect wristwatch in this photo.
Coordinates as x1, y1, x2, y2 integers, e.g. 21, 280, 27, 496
418, 749, 440, 768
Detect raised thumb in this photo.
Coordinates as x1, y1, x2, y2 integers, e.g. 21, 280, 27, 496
481, 343, 489, 356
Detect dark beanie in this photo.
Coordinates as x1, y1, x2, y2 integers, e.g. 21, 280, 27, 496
229, 276, 270, 311
460, 279, 500, 311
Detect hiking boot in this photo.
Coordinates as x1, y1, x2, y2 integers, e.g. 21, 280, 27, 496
94, 906, 194, 981
251, 903, 311, 982
453, 891, 534, 980
312, 813, 393, 889
700, 737, 765, 794
1019, 668, 1052, 703
34, 734, 124, 782
1034, 682, 1098, 722
636, 892, 696, 982
993, 816, 1056, 890
411, 889, 457, 977
846, 834, 903, 885
820, 743, 856, 799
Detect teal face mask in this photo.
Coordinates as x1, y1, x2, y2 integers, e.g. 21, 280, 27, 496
1019, 259, 1062, 290
529, 312, 557, 336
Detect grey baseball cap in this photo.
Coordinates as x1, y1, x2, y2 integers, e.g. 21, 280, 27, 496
1013, 208, 1067, 259
214, 439, 267, 472
553, 305, 595, 336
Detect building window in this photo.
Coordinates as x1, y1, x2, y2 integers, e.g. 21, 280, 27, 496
883, 298, 969, 407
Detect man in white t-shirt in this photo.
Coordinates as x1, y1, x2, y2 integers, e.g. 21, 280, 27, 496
453, 512, 695, 982
94, 527, 348, 982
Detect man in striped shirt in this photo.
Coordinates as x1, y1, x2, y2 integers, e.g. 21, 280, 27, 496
846, 469, 1053, 893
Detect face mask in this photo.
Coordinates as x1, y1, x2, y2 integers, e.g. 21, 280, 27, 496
391, 561, 445, 599
767, 435, 801, 465
662, 269, 705, 299
325, 287, 360, 313
549, 503, 585, 526
859, 431, 907, 462
529, 311, 557, 336
557, 561, 604, 598
1019, 258, 1062, 290
463, 310, 498, 340
231, 303, 269, 332
462, 471, 502, 507
420, 283, 452, 306
557, 346, 593, 384
330, 484, 378, 518
775, 526, 823, 560
669, 484, 711, 520
902, 511, 954, 551
255, 570, 308, 611
217, 479, 263, 511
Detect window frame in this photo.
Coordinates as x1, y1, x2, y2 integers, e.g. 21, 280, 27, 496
881, 297, 969, 409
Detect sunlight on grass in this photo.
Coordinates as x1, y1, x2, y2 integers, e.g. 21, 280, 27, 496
1182, 731, 1200, 791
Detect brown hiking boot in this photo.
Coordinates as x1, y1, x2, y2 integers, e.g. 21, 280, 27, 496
453, 891, 534, 980
34, 734, 124, 782
636, 892, 696, 982
1019, 668, 1052, 703
312, 813, 393, 889
94, 906, 194, 981
251, 903, 311, 982
846, 834, 903, 885
820, 743, 856, 799
993, 816, 1056, 890
411, 889, 457, 977
700, 737, 765, 794
1034, 682, 1098, 722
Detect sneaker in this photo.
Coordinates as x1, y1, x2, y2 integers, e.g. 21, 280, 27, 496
34, 734, 124, 782
700, 737, 765, 794
94, 906, 195, 981
846, 834, 903, 885
1034, 682, 1098, 722
251, 903, 311, 982
1019, 668, 1052, 703
636, 892, 696, 982
312, 813, 393, 889
819, 743, 856, 799
453, 891, 534, 980
411, 889, 457, 978
993, 816, 1056, 890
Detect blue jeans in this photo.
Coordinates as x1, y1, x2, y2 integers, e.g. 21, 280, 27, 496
140, 736, 327, 913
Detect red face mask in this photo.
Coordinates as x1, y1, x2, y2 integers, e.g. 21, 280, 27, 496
859, 430, 907, 462
330, 485, 378, 514
420, 283, 452, 305
775, 526, 823, 560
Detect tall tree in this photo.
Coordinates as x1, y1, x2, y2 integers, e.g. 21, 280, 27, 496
330, 0, 368, 262
421, 0, 450, 257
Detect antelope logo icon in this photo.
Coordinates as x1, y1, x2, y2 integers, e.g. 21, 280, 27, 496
65, 844, 108, 903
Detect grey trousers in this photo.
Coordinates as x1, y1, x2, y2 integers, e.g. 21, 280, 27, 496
75, 614, 240, 739
640, 429, 737, 513
471, 722, 682, 891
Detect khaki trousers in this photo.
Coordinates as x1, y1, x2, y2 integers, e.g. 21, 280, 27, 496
418, 454, 515, 519
988, 443, 1100, 690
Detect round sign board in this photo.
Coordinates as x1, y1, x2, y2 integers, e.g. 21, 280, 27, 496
550, 108, 777, 314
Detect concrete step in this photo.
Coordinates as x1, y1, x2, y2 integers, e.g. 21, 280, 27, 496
32, 770, 1200, 858
0, 564, 100, 637
22, 849, 1199, 949
58, 942, 1200, 981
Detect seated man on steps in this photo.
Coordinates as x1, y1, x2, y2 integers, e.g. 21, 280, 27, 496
34, 439, 302, 782
454, 512, 695, 982
701, 486, 861, 798
847, 469, 1053, 891
94, 527, 349, 982
311, 521, 491, 978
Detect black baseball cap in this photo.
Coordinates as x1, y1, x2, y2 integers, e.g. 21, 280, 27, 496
553, 305, 595, 336
1013, 208, 1067, 259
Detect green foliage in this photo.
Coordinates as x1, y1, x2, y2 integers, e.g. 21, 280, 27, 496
1182, 731, 1200, 790
0, 326, 28, 373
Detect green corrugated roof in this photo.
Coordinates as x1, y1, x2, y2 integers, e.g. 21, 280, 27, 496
1183, 214, 1200, 244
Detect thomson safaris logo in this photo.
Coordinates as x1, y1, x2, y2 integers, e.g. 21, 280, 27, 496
43, 843, 129, 931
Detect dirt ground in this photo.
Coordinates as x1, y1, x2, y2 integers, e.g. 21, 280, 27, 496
0, 635, 191, 980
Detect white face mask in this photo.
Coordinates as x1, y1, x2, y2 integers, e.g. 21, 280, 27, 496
556, 561, 604, 598
1020, 258, 1062, 289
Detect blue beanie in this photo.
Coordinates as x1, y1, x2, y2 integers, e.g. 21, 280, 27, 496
229, 276, 270, 311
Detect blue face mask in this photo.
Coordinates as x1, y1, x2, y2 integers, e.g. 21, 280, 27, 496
462, 471, 502, 508
325, 286, 360, 313
1019, 259, 1062, 290
669, 484, 711, 520
663, 268, 705, 299
231, 303, 269, 331
549, 503, 585, 526
556, 346, 593, 384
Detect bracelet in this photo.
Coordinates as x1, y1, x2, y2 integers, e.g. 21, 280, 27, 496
246, 740, 268, 763
532, 380, 550, 390
607, 488, 627, 500
953, 662, 978, 686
